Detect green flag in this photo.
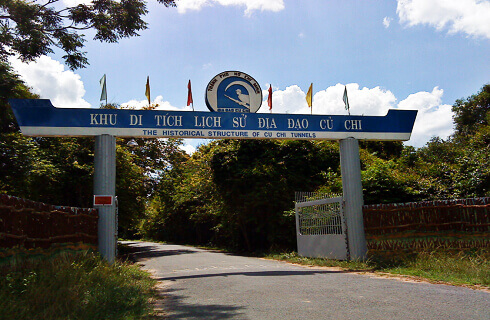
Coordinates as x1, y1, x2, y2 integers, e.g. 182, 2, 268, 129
99, 74, 107, 102
343, 86, 350, 115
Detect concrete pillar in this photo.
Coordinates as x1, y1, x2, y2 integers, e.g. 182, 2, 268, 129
339, 138, 367, 260
94, 134, 117, 263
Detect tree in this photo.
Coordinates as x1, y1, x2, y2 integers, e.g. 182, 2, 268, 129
1, 61, 39, 132
205, 140, 337, 251
452, 84, 490, 139
1, 0, 176, 70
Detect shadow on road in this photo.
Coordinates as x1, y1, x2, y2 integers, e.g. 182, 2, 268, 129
119, 242, 197, 261
157, 269, 342, 282
159, 288, 246, 319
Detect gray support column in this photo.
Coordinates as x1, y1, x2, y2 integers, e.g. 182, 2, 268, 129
94, 134, 117, 263
339, 138, 367, 260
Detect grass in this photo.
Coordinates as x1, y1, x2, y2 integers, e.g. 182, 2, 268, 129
266, 248, 490, 288
0, 250, 157, 320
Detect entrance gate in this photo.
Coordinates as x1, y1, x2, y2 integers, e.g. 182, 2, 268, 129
295, 192, 348, 260
9, 98, 417, 262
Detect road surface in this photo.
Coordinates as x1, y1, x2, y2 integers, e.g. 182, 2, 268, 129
124, 241, 489, 319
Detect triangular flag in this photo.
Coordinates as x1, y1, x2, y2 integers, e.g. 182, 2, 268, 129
343, 85, 350, 115
268, 85, 272, 111
145, 76, 150, 105
187, 80, 193, 108
99, 74, 107, 102
306, 83, 313, 111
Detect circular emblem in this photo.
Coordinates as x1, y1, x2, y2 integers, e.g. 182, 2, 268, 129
205, 71, 263, 113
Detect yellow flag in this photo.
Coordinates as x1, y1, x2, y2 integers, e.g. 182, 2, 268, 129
306, 83, 313, 108
145, 76, 150, 105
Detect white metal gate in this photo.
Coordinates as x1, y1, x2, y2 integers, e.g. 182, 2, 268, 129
295, 192, 349, 260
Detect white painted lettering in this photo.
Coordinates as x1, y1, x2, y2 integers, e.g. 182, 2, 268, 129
90, 114, 98, 125
194, 116, 222, 128
90, 113, 117, 125
287, 118, 309, 129
258, 118, 277, 129
320, 117, 334, 130
345, 120, 362, 130
130, 114, 142, 126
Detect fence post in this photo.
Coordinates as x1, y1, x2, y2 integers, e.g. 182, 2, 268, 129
94, 134, 117, 264
339, 138, 367, 260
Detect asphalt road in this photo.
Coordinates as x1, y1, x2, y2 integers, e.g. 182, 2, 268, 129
124, 241, 489, 320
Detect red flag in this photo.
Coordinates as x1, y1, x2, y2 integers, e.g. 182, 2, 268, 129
187, 80, 193, 107
268, 85, 272, 111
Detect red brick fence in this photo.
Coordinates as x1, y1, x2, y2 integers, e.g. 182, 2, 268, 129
0, 194, 98, 259
363, 197, 490, 251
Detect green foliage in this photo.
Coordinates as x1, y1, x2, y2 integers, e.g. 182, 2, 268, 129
0, 0, 176, 69
0, 251, 156, 319
144, 140, 341, 252
360, 156, 423, 204
0, 61, 39, 133
209, 140, 333, 251
452, 84, 490, 140
359, 141, 403, 160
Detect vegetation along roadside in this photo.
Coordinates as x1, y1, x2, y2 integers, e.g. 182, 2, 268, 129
0, 250, 158, 320
266, 248, 490, 290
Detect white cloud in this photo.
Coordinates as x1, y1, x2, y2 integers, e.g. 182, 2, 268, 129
261, 83, 396, 116
62, 0, 92, 6
261, 83, 453, 148
121, 95, 193, 111
176, 0, 285, 16
179, 143, 197, 155
397, 0, 490, 39
259, 85, 306, 114
398, 87, 453, 147
383, 16, 393, 28
10, 56, 91, 108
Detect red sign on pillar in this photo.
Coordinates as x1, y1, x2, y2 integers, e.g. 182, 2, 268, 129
93, 195, 113, 206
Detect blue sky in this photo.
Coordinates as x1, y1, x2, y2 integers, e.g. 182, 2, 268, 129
10, 0, 490, 152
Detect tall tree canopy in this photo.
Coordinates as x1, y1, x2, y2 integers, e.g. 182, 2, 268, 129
452, 84, 490, 139
0, 0, 176, 70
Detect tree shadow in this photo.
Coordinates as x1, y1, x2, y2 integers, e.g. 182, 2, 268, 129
158, 269, 341, 281
118, 242, 197, 262
157, 288, 246, 319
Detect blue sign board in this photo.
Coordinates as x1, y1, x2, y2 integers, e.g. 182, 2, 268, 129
9, 99, 417, 141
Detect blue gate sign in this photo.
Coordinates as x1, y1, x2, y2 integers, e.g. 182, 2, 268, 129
9, 99, 417, 141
